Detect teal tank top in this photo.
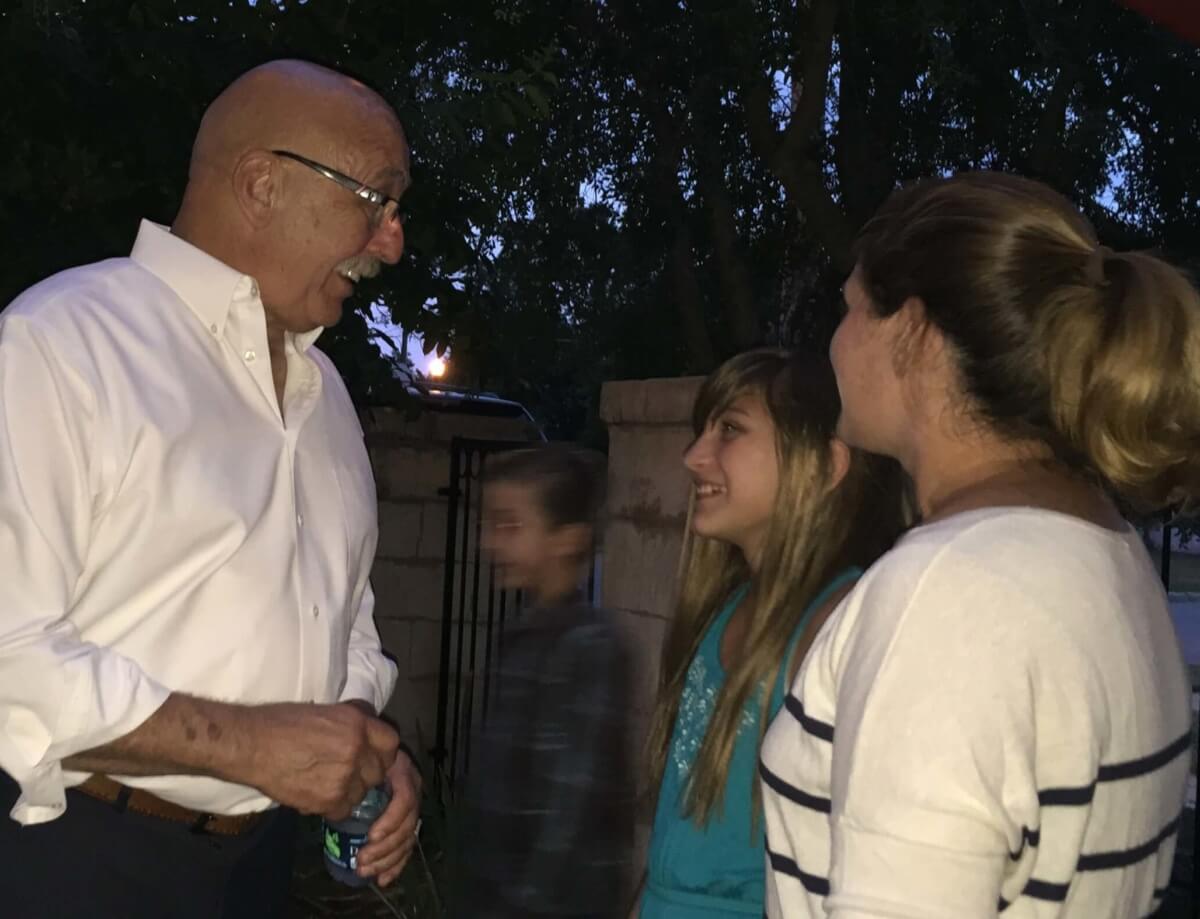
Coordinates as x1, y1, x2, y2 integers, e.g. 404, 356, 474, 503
641, 568, 861, 918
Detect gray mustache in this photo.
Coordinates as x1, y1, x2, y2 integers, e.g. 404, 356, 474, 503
336, 256, 381, 279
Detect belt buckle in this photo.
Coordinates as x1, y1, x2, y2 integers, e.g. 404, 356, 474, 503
189, 812, 220, 835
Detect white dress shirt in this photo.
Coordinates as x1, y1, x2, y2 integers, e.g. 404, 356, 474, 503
0, 221, 397, 825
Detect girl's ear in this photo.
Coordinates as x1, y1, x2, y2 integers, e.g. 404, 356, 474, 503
827, 438, 852, 493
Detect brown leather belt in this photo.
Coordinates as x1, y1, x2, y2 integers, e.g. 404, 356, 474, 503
74, 774, 268, 836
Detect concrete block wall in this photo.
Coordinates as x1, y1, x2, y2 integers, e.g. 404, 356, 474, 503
362, 404, 540, 761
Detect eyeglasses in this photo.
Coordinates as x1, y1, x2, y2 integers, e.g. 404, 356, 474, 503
271, 149, 406, 230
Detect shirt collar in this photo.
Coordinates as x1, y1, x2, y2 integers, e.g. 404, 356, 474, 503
129, 220, 323, 351
293, 325, 324, 353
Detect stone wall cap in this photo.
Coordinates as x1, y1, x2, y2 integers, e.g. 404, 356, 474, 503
601, 376, 705, 426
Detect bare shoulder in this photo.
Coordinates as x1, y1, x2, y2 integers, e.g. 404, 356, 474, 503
786, 578, 859, 684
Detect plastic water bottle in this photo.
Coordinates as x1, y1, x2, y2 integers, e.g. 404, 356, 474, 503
322, 785, 391, 887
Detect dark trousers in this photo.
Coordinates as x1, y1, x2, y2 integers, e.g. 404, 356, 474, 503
0, 772, 297, 919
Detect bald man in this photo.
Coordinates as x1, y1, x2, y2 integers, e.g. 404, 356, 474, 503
0, 61, 420, 916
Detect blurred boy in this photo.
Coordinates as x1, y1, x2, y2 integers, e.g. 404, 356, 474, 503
452, 445, 635, 918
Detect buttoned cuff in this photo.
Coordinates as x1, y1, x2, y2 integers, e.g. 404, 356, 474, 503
6, 664, 171, 826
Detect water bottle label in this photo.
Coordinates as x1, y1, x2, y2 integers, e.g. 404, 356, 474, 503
323, 824, 368, 871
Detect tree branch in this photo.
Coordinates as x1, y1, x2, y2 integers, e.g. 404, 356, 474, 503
743, 0, 855, 271
692, 76, 759, 349
780, 0, 841, 159
1020, 0, 1084, 182
705, 179, 759, 349
668, 228, 717, 371
1028, 66, 1076, 180
609, 0, 717, 369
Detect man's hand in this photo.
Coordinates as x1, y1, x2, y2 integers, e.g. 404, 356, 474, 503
355, 749, 423, 887
237, 702, 399, 820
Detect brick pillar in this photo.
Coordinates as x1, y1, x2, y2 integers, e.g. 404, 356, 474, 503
599, 375, 703, 875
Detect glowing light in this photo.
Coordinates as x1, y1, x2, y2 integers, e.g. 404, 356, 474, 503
428, 356, 447, 379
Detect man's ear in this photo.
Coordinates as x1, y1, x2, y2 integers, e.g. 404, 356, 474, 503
230, 150, 277, 228
550, 523, 592, 561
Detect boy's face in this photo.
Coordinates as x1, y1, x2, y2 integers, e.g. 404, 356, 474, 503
481, 481, 560, 593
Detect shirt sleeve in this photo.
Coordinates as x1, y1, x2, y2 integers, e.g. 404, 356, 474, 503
337, 579, 398, 714
0, 314, 171, 825
823, 552, 1078, 919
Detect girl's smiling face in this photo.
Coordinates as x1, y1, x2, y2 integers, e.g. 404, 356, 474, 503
683, 392, 780, 569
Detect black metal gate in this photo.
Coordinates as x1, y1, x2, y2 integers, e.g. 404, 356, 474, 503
431, 438, 524, 794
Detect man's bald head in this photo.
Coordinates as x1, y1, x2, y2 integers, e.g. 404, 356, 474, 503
190, 59, 409, 189
173, 60, 410, 341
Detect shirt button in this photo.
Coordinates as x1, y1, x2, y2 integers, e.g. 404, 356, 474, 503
209, 323, 218, 335
296, 513, 304, 528
243, 349, 256, 363
250, 281, 259, 298
312, 604, 320, 619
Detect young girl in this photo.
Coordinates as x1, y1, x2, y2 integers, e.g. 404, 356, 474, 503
761, 172, 1200, 918
453, 444, 634, 919
637, 349, 909, 918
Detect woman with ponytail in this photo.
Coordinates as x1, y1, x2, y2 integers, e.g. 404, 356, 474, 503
761, 172, 1200, 919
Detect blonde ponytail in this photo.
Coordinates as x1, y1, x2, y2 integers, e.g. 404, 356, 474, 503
1041, 249, 1200, 510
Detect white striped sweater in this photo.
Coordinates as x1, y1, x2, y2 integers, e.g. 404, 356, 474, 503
761, 508, 1191, 919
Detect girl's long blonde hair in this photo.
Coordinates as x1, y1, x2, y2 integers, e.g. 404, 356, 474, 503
646, 349, 909, 823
